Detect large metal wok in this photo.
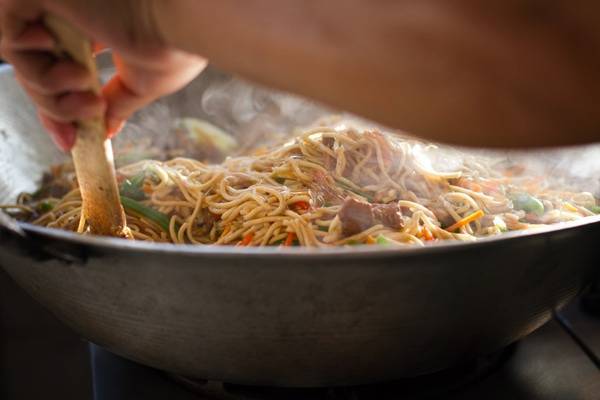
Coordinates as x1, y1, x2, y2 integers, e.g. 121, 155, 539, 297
0, 63, 598, 387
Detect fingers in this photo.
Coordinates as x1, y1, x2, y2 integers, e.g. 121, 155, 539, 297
9, 22, 54, 51
16, 72, 106, 121
38, 111, 76, 152
103, 51, 207, 137
102, 74, 148, 138
1, 17, 105, 150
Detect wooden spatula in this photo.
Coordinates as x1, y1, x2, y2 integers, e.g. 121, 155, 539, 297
44, 15, 128, 237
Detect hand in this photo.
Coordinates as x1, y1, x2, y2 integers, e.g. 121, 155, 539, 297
0, 0, 206, 151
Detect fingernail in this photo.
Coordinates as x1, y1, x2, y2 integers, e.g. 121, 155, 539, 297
106, 118, 125, 139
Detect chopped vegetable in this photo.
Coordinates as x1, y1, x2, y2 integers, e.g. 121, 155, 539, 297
120, 196, 171, 232
446, 209, 485, 233
241, 233, 254, 246
366, 235, 377, 245
284, 232, 297, 246
419, 226, 435, 241
512, 193, 544, 216
563, 202, 578, 213
334, 179, 374, 202
273, 177, 286, 185
318, 225, 329, 232
175, 118, 238, 155
119, 172, 147, 200
346, 240, 361, 246
376, 235, 392, 245
587, 205, 600, 214
38, 201, 55, 213
493, 216, 508, 232
292, 201, 310, 213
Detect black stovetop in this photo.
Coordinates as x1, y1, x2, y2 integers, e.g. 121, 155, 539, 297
90, 299, 600, 400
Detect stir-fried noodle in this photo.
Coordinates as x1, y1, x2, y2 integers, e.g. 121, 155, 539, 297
4, 126, 598, 247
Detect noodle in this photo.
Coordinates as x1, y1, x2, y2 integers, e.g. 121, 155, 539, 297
5, 126, 599, 247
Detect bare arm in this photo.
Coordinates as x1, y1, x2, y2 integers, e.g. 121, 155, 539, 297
153, 0, 600, 147
2, 0, 600, 148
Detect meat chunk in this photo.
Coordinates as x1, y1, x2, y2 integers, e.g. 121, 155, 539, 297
432, 207, 454, 227
322, 136, 336, 171
339, 198, 374, 235
339, 197, 404, 236
373, 203, 404, 230
322, 136, 335, 149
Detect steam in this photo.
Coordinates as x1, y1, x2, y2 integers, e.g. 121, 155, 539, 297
200, 77, 331, 149
199, 75, 600, 195
491, 146, 600, 196
116, 68, 600, 197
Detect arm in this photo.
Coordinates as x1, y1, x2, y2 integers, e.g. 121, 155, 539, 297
2, 0, 600, 148
153, 0, 600, 147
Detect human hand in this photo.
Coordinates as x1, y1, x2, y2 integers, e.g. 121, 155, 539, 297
0, 0, 206, 151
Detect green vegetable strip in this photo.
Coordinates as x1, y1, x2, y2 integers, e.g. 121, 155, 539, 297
376, 235, 392, 245
587, 205, 600, 214
39, 201, 55, 213
119, 172, 146, 200
120, 196, 171, 232
512, 193, 545, 216
334, 179, 374, 202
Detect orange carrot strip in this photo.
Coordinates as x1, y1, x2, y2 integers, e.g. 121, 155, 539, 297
241, 233, 254, 246
446, 210, 484, 233
421, 226, 435, 241
292, 201, 310, 213
284, 232, 296, 246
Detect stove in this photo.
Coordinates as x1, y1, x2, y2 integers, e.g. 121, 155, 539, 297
90, 294, 600, 400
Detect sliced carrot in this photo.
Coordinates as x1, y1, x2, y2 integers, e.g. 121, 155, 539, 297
284, 232, 296, 246
292, 201, 310, 213
421, 226, 435, 241
241, 233, 254, 246
143, 183, 153, 194
366, 235, 377, 245
446, 210, 485, 233
219, 225, 231, 241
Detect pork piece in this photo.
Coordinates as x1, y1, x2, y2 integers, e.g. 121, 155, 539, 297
322, 136, 336, 171
322, 136, 335, 149
373, 203, 404, 229
339, 197, 404, 236
432, 207, 455, 227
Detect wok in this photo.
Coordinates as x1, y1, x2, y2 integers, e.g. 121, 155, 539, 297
0, 62, 599, 387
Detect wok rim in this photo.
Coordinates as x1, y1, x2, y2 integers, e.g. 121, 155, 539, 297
17, 215, 600, 259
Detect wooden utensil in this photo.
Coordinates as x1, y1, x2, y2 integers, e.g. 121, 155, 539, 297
44, 15, 127, 237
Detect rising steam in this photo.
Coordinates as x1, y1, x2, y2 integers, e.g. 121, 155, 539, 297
117, 70, 600, 196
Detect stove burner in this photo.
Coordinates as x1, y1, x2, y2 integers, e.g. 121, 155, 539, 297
169, 345, 516, 400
